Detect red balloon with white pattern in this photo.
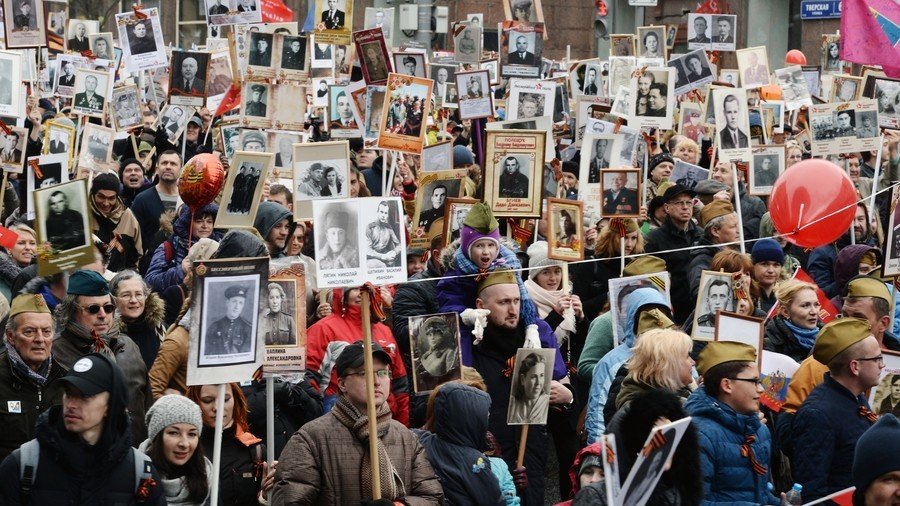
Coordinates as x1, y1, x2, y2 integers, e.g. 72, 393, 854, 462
178, 153, 225, 211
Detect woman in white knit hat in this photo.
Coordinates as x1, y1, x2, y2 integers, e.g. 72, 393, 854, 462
140, 395, 213, 506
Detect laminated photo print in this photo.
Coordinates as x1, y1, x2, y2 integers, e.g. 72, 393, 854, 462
77, 123, 114, 172
276, 34, 308, 81
670, 49, 714, 96
41, 120, 75, 161
507, 79, 555, 122
736, 46, 770, 89
500, 20, 544, 79
110, 84, 143, 132
408, 313, 462, 393
578, 132, 623, 219
261, 273, 307, 373
713, 87, 752, 162
241, 82, 274, 129
4, 0, 46, 48
749, 145, 784, 196
483, 129, 546, 218
809, 99, 880, 157
168, 50, 211, 108
0, 126, 27, 172
364, 7, 395, 45
507, 348, 555, 425
629, 68, 676, 130
567, 58, 603, 99
216, 151, 273, 228
456, 69, 493, 120
34, 177, 94, 276
328, 84, 364, 139
453, 22, 482, 65
292, 140, 350, 219
692, 270, 737, 341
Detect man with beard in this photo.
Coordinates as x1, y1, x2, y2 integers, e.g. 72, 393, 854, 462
205, 285, 253, 356
365, 200, 402, 267
318, 210, 359, 269
498, 156, 530, 198
417, 185, 447, 233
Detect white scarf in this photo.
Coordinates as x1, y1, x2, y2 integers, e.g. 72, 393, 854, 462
524, 278, 577, 344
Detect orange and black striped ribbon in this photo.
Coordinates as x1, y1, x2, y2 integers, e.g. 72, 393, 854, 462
859, 405, 878, 423
80, 50, 97, 61
641, 430, 668, 457
502, 356, 516, 378
132, 5, 149, 19
605, 442, 616, 464
740, 435, 768, 476
609, 218, 627, 237
474, 268, 491, 283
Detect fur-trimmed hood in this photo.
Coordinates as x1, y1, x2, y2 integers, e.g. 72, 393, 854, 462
116, 290, 166, 330
439, 236, 520, 272
0, 251, 24, 286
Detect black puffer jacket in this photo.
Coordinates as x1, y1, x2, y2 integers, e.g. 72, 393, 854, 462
763, 315, 820, 363
645, 217, 703, 324
243, 378, 324, 459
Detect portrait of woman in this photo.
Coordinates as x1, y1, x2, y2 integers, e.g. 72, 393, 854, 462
556, 209, 577, 248
641, 30, 662, 58
824, 41, 840, 71
93, 37, 113, 60
511, 0, 533, 23
320, 165, 343, 196
261, 282, 296, 346
414, 315, 461, 392
508, 351, 551, 424
465, 76, 483, 99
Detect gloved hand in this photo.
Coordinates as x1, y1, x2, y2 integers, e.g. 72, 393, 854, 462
512, 466, 528, 491
524, 324, 540, 349
461, 308, 490, 345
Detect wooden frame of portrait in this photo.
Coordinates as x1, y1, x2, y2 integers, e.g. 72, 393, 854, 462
110, 84, 143, 132
546, 198, 585, 261
216, 150, 273, 228
41, 119, 75, 162
830, 74, 863, 103
714, 311, 764, 367
441, 197, 477, 248
411, 168, 467, 249
598, 168, 642, 219
76, 123, 114, 172
408, 312, 463, 393
377, 73, 434, 154
692, 270, 738, 341
483, 129, 546, 218
609, 34, 635, 58
34, 177, 94, 275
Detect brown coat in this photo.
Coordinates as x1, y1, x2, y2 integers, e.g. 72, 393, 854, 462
273, 409, 444, 505
148, 325, 188, 401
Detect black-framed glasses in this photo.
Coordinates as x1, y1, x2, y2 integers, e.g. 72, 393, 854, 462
728, 377, 762, 386
855, 355, 884, 365
79, 303, 116, 315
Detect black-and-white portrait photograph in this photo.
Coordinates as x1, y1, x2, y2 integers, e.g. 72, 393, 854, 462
4, 0, 45, 48
0, 51, 22, 118
693, 271, 736, 340
714, 88, 751, 153
169, 51, 210, 107
111, 85, 142, 132
581, 64, 602, 96
271, 132, 300, 169
467, 13, 484, 26
71, 68, 110, 115
609, 56, 636, 96
207, 51, 235, 105
311, 38, 333, 69
318, 0, 347, 30
0, 127, 26, 170
124, 19, 157, 56
54, 55, 78, 96
666, 24, 677, 49
506, 30, 537, 66
43, 121, 74, 158
360, 40, 390, 84
262, 280, 298, 347
507, 0, 542, 23
295, 159, 348, 200
636, 26, 666, 59
315, 201, 359, 270
600, 169, 640, 218
809, 99, 881, 155
611, 34, 635, 57
497, 154, 532, 199
687, 14, 711, 50
208, 0, 262, 26
431, 64, 457, 98
710, 14, 736, 51
409, 313, 462, 393
619, 425, 681, 506
363, 198, 404, 269
35, 178, 89, 252
242, 82, 271, 120
443, 83, 458, 108
583, 134, 616, 184
454, 24, 482, 64
88, 32, 114, 60
736, 47, 770, 89
227, 163, 263, 215
199, 276, 260, 366
217, 151, 272, 228
364, 85, 387, 140
394, 52, 426, 78
630, 68, 675, 129
775, 65, 813, 110
512, 91, 546, 120
872, 77, 899, 129
719, 69, 739, 87
364, 7, 394, 41
240, 129, 267, 152
77, 123, 114, 172
442, 198, 476, 245
832, 74, 862, 103
65, 19, 97, 52
157, 104, 192, 145
279, 35, 307, 72
329, 85, 362, 136
507, 348, 555, 425
247, 31, 274, 68
750, 146, 784, 195
801, 66, 821, 97
414, 174, 462, 237
675, 49, 714, 94
671, 159, 709, 191
115, 8, 167, 72
421, 141, 452, 173
456, 70, 493, 120
869, 356, 900, 417
221, 125, 241, 159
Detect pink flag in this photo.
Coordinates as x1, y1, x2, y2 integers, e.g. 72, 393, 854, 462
841, 0, 900, 77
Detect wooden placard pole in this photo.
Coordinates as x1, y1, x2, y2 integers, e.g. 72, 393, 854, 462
731, 163, 746, 254
359, 289, 382, 500
0, 171, 9, 219
516, 425, 529, 468
619, 236, 626, 276
208, 383, 227, 506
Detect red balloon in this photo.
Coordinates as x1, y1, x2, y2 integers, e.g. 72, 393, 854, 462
785, 49, 807, 65
769, 159, 858, 249
178, 153, 225, 211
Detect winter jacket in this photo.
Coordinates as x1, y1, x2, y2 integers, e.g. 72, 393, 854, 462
116, 291, 166, 371
762, 316, 820, 364
688, 238, 726, 301
555, 442, 603, 505
644, 217, 703, 323
0, 351, 65, 461
120, 178, 153, 208
0, 354, 165, 505
585, 288, 669, 443
791, 374, 876, 501
0, 253, 24, 305
242, 378, 324, 459
91, 195, 144, 271
735, 183, 766, 242
489, 456, 520, 506
130, 186, 168, 257
200, 423, 264, 506
137, 438, 213, 506
827, 244, 881, 311
148, 322, 189, 401
577, 312, 615, 381
145, 203, 222, 293
685, 386, 780, 505
273, 405, 444, 505
253, 201, 295, 258
414, 383, 505, 506
305, 289, 411, 426
569, 255, 619, 321
53, 324, 151, 443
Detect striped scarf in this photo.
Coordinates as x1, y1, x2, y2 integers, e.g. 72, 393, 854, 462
453, 244, 538, 327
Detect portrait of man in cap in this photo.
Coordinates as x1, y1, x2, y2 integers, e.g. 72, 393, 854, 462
204, 284, 254, 357
318, 208, 359, 270
248, 32, 274, 67
244, 84, 268, 117
412, 314, 461, 392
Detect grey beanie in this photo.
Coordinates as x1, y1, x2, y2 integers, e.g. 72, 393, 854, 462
145, 394, 203, 443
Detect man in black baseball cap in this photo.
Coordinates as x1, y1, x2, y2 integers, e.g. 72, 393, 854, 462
645, 183, 701, 323
0, 353, 165, 503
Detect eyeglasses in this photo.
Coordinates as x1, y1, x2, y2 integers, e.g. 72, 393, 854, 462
344, 368, 391, 378
728, 377, 762, 386
79, 303, 116, 315
668, 200, 693, 207
117, 292, 145, 301
855, 355, 884, 365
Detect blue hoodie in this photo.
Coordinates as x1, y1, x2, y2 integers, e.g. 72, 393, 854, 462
584, 287, 669, 443
685, 386, 780, 505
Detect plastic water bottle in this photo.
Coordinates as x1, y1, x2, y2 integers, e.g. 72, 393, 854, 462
785, 483, 803, 505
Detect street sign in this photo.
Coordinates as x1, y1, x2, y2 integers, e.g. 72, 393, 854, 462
800, 0, 842, 20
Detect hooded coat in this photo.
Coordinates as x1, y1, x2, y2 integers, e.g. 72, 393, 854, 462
253, 201, 295, 258
0, 354, 165, 505
91, 194, 144, 271
808, 221, 877, 300
305, 288, 410, 426
685, 386, 781, 505
555, 442, 603, 506
585, 287, 669, 443
414, 383, 505, 506
145, 203, 222, 293
0, 251, 24, 304
827, 244, 882, 311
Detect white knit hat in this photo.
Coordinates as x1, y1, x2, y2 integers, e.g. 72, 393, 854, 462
526, 241, 565, 280
145, 395, 203, 443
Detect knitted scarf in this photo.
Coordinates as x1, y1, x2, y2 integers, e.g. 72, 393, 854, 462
453, 244, 538, 327
783, 319, 819, 353
332, 395, 404, 501
524, 278, 577, 344
6, 344, 51, 386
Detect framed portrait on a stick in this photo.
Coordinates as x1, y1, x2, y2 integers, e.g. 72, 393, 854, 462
41, 120, 75, 160
34, 178, 93, 275
354, 28, 392, 85
314, 0, 353, 45
0, 127, 28, 173
77, 123, 114, 173
262, 271, 307, 373
441, 197, 477, 247
883, 187, 900, 278
609, 272, 671, 347
0, 51, 23, 118
3, 0, 46, 48
809, 99, 880, 157
869, 351, 900, 417
188, 256, 268, 385
115, 8, 168, 73
749, 145, 784, 196
507, 347, 555, 425
26, 153, 67, 219
629, 68, 676, 130
411, 169, 466, 248
292, 140, 350, 219
714, 311, 764, 367
272, 84, 307, 132
736, 46, 770, 89
713, 87, 752, 162
216, 151, 273, 228
483, 129, 546, 218
863, 75, 899, 129
377, 73, 434, 155
241, 82, 274, 129
169, 50, 210, 108
546, 198, 584, 261
276, 34, 308, 81
110, 84, 143, 132
455, 69, 493, 120
692, 270, 737, 341
599, 168, 641, 219
500, 20, 544, 78
408, 313, 462, 393
618, 418, 692, 506
72, 67, 110, 119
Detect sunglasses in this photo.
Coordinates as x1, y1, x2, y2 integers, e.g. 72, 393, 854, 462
80, 303, 116, 315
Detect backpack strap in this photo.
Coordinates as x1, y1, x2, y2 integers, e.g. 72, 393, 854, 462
132, 447, 153, 493
18, 439, 40, 506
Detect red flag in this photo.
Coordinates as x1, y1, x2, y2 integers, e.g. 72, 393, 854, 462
214, 84, 242, 118
765, 268, 839, 323
0, 226, 18, 250
261, 0, 294, 22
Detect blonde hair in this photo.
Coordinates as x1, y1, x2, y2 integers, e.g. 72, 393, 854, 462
775, 279, 817, 306
673, 138, 700, 157
8, 223, 36, 241
627, 328, 693, 391
594, 220, 644, 258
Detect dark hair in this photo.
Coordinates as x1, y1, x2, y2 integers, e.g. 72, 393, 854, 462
145, 429, 209, 502
269, 184, 292, 203
432, 184, 447, 196
891, 375, 900, 386
512, 352, 547, 400
650, 82, 667, 97
703, 360, 751, 398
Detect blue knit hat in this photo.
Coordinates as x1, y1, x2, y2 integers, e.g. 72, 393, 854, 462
751, 238, 785, 265
853, 413, 900, 504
